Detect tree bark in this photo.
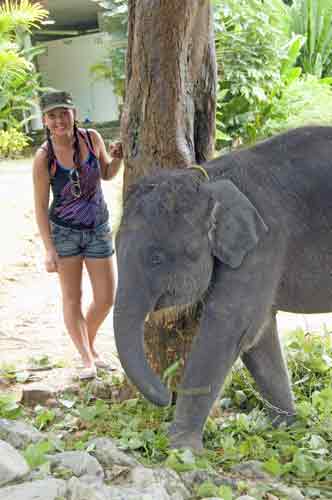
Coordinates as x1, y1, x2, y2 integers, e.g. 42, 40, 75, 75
120, 0, 217, 383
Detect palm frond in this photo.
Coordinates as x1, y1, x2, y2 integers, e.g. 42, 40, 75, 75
290, 0, 332, 76
0, 0, 48, 33
0, 50, 30, 86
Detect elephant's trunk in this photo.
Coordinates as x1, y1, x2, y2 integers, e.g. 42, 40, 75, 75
113, 275, 171, 407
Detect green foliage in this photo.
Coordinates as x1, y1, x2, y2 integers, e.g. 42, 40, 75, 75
0, 362, 33, 384
90, 46, 126, 99
196, 481, 233, 499
97, 1, 127, 18
0, 128, 30, 158
286, 329, 332, 399
34, 405, 56, 430
165, 448, 211, 473
0, 0, 47, 34
289, 0, 332, 77
260, 75, 332, 137
103, 399, 170, 461
206, 331, 332, 497
3, 330, 332, 496
23, 440, 54, 469
0, 393, 23, 419
77, 399, 110, 422
28, 354, 53, 369
0, 0, 47, 132
214, 0, 293, 147
90, 0, 127, 100
214, 0, 332, 147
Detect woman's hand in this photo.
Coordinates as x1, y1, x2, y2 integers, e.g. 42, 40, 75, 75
45, 248, 59, 273
109, 141, 123, 160
98, 137, 123, 180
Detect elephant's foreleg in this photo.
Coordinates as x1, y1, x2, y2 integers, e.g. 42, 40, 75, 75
169, 260, 278, 450
241, 313, 296, 424
169, 305, 241, 449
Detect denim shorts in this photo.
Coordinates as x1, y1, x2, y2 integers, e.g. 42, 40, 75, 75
50, 221, 114, 259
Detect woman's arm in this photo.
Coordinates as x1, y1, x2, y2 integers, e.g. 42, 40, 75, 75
32, 149, 58, 272
89, 129, 123, 181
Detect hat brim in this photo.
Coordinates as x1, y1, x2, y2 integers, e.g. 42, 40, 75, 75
42, 103, 75, 113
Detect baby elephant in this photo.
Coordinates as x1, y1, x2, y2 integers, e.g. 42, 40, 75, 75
114, 126, 332, 450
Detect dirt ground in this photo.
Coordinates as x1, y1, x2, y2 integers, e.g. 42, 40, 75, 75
1, 158, 332, 373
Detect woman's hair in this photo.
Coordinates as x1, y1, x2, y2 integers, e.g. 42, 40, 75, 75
72, 121, 81, 169
45, 126, 56, 174
45, 118, 82, 174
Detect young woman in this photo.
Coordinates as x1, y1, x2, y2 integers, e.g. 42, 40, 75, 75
33, 90, 123, 379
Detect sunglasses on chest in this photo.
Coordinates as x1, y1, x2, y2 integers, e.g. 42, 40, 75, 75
69, 167, 81, 198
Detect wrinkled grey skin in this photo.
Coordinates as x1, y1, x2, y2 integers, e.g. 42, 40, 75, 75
114, 126, 332, 450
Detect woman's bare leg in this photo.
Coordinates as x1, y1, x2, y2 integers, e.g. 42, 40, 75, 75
85, 256, 116, 360
57, 256, 95, 369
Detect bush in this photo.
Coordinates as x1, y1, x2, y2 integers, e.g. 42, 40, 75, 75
260, 75, 332, 137
0, 128, 30, 158
0, 0, 47, 133
214, 0, 291, 147
289, 0, 332, 77
214, 0, 332, 148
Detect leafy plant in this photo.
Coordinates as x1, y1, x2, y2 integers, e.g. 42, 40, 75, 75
90, 46, 126, 99
289, 0, 332, 77
214, 0, 332, 147
0, 0, 47, 34
260, 75, 332, 137
28, 354, 52, 368
90, 0, 127, 100
34, 405, 56, 430
0, 393, 23, 419
0, 0, 47, 136
214, 0, 292, 147
23, 440, 54, 469
196, 480, 234, 498
165, 448, 211, 474
0, 128, 30, 157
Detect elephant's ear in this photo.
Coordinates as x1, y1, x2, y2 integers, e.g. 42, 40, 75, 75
204, 179, 268, 268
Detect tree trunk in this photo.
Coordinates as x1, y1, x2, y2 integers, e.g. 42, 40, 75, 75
120, 0, 217, 385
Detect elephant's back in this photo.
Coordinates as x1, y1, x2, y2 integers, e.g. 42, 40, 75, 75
209, 126, 332, 234
209, 126, 332, 313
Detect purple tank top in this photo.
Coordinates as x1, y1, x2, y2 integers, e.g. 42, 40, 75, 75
48, 129, 109, 230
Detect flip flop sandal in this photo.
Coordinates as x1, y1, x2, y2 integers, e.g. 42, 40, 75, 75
94, 359, 114, 370
78, 366, 97, 380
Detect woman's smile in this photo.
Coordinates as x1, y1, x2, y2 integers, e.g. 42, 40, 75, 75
44, 108, 75, 136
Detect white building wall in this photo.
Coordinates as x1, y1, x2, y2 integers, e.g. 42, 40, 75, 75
32, 32, 119, 129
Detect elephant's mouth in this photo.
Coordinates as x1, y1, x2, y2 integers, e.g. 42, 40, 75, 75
154, 291, 192, 311
152, 295, 204, 327
153, 299, 193, 318
154, 277, 209, 311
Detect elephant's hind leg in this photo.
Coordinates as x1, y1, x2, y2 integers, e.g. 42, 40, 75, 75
241, 312, 296, 425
